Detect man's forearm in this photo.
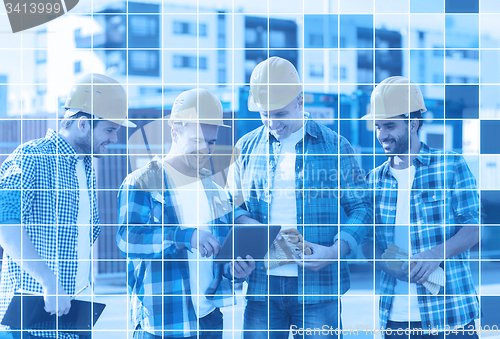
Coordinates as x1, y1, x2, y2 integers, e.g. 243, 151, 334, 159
0, 219, 57, 289
429, 225, 480, 259
331, 239, 350, 258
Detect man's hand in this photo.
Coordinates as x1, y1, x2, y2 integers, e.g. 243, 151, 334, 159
402, 249, 442, 284
43, 281, 71, 317
230, 255, 256, 279
293, 242, 338, 272
190, 229, 221, 258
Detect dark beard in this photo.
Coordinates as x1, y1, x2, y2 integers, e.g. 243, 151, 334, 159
73, 131, 92, 155
384, 132, 409, 156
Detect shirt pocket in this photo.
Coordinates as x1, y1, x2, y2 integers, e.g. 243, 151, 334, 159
417, 190, 446, 225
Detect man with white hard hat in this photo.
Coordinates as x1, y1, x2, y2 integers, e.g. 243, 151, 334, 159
0, 74, 133, 339
228, 56, 372, 338
117, 88, 255, 339
360, 76, 482, 338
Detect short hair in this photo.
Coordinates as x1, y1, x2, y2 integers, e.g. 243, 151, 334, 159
408, 110, 424, 134
396, 110, 424, 135
60, 111, 101, 130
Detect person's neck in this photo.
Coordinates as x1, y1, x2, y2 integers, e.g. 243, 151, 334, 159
390, 138, 422, 169
164, 151, 198, 178
58, 130, 85, 159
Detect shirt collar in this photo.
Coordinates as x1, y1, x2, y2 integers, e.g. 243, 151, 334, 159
414, 142, 431, 166
381, 141, 430, 178
45, 129, 80, 159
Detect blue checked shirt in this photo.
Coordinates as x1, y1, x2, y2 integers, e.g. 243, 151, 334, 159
0, 129, 100, 337
116, 159, 238, 338
365, 142, 481, 331
229, 118, 372, 304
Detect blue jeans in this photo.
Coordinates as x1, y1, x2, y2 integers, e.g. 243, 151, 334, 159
386, 320, 479, 339
133, 308, 223, 339
243, 276, 342, 339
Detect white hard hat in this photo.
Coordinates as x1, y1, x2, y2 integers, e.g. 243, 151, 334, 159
63, 73, 136, 128
248, 57, 303, 112
168, 88, 229, 128
362, 76, 427, 120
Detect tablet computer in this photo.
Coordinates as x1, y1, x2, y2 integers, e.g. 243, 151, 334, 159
215, 225, 281, 262
2, 293, 106, 336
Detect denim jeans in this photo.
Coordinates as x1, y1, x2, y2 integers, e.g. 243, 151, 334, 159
133, 308, 223, 339
243, 276, 342, 339
386, 320, 479, 339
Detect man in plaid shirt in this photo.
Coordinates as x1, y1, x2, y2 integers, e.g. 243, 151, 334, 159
360, 76, 481, 338
116, 89, 255, 339
0, 74, 133, 339
229, 57, 372, 338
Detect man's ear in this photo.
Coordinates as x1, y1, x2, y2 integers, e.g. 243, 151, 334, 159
77, 116, 90, 132
297, 94, 304, 111
171, 126, 178, 143
410, 118, 419, 132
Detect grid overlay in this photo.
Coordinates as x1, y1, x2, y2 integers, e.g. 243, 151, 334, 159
0, 0, 499, 338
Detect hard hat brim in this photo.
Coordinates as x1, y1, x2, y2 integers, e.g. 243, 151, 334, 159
64, 108, 137, 128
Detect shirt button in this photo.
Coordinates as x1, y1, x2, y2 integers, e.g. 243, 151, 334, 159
260, 266, 265, 271
390, 207, 395, 211
263, 216, 267, 220
432, 195, 436, 200
392, 184, 396, 187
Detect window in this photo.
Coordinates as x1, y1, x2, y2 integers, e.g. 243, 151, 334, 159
309, 63, 324, 78
358, 68, 372, 83
218, 69, 226, 83
332, 66, 347, 80
199, 23, 207, 37
173, 21, 203, 36
130, 16, 157, 36
174, 56, 192, 68
129, 50, 159, 76
199, 57, 207, 70
173, 21, 191, 34
36, 50, 47, 63
309, 34, 323, 47
269, 30, 286, 48
218, 50, 226, 64
245, 29, 258, 44
74, 61, 81, 74
339, 66, 347, 80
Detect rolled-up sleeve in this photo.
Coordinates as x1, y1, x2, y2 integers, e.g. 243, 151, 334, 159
226, 146, 252, 222
452, 155, 483, 225
337, 136, 373, 251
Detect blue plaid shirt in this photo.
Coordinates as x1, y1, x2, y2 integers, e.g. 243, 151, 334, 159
229, 118, 372, 304
116, 159, 238, 338
365, 142, 481, 331
0, 129, 100, 337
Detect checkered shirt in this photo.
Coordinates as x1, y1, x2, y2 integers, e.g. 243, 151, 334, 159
116, 159, 238, 338
0, 129, 100, 338
365, 142, 481, 331
228, 118, 373, 304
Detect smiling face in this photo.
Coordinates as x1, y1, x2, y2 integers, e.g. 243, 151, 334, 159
90, 120, 121, 157
170, 122, 219, 176
260, 95, 304, 140
375, 118, 410, 156
73, 118, 120, 158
